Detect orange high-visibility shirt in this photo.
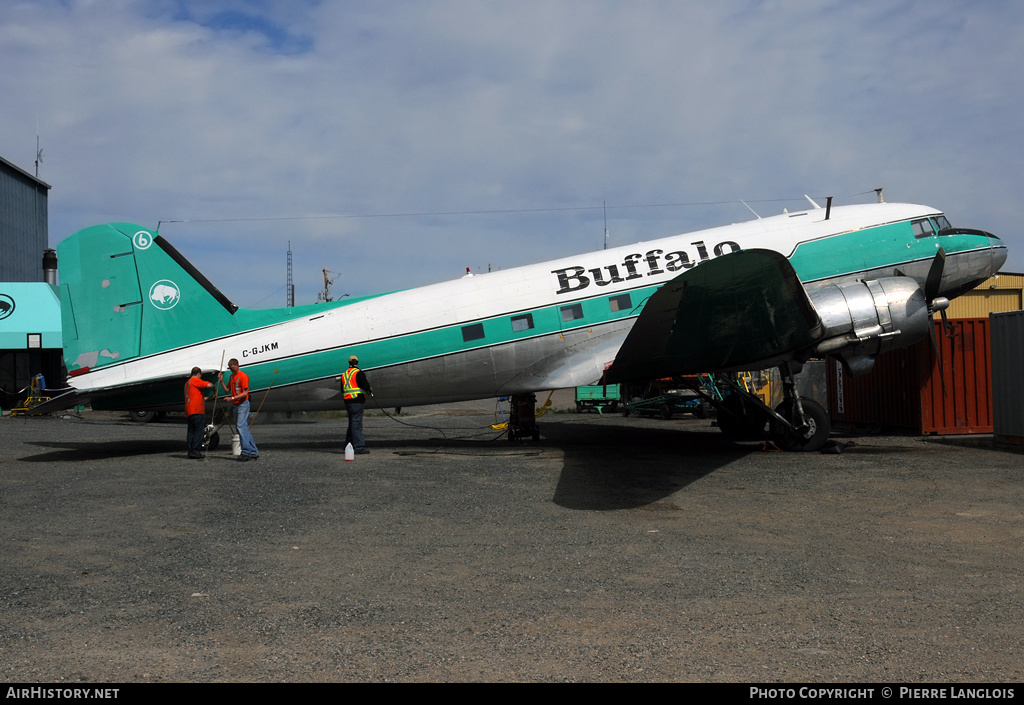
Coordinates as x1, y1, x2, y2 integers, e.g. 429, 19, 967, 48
185, 376, 212, 416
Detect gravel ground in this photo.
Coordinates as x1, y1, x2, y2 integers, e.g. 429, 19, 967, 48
1, 403, 1022, 683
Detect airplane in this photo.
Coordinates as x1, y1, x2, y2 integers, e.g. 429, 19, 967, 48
38, 196, 1007, 451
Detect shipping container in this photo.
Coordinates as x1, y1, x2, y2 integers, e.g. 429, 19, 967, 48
991, 310, 1024, 448
828, 318, 993, 435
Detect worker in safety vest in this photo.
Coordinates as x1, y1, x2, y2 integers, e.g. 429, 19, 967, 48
342, 355, 373, 454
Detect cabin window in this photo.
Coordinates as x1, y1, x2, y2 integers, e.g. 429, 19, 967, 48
560, 303, 584, 322
912, 218, 935, 238
609, 294, 632, 312
511, 314, 534, 332
461, 323, 485, 342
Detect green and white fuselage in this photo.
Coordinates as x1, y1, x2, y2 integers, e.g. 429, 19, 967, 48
54, 202, 1006, 412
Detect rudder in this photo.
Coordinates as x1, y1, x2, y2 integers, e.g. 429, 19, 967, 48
59, 223, 240, 374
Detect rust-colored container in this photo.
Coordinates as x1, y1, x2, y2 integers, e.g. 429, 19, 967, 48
828, 318, 993, 435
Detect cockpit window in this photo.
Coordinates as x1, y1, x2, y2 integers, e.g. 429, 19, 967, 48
912, 218, 935, 238
934, 215, 951, 231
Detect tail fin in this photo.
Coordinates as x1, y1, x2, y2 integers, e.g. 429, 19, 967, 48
59, 223, 240, 374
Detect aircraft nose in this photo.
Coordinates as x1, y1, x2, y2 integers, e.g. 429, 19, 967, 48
990, 237, 1008, 273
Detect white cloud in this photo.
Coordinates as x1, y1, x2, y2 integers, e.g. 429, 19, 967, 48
1, 0, 1021, 307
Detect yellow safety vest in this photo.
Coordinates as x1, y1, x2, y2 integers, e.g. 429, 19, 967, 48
342, 367, 364, 400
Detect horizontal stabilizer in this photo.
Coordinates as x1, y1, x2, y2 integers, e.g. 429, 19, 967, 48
606, 249, 825, 382
23, 390, 87, 416
30, 371, 216, 414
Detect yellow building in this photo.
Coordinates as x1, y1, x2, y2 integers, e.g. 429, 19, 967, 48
938, 272, 1024, 318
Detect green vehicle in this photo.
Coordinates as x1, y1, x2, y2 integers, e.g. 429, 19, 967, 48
575, 384, 620, 414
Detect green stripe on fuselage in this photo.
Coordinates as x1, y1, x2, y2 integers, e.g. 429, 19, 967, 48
235, 284, 662, 393
789, 222, 913, 280
788, 220, 993, 282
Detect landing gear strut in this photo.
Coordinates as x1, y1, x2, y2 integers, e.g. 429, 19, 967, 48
507, 393, 541, 441
768, 363, 831, 451
712, 363, 831, 452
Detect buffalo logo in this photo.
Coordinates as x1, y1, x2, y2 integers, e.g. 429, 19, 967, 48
149, 280, 181, 310
0, 293, 14, 321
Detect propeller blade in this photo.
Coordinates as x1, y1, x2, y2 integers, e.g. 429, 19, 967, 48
924, 248, 947, 302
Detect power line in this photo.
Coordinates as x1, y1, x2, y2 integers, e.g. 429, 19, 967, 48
156, 196, 828, 228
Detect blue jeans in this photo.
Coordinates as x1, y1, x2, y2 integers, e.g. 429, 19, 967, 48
345, 400, 365, 450
186, 414, 206, 456
231, 399, 259, 457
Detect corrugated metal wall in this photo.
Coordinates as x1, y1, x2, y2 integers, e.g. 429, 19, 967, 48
828, 343, 924, 431
0, 156, 50, 282
937, 273, 1024, 318
921, 318, 993, 434
991, 310, 1024, 445
828, 318, 994, 435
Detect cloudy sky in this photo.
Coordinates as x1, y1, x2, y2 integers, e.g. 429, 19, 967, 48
2, 0, 1022, 307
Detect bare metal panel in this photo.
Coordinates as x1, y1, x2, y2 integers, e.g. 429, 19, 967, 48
239, 319, 634, 411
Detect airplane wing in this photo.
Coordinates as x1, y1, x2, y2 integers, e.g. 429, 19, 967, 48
606, 249, 826, 383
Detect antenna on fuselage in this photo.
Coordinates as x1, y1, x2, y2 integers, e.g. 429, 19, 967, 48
805, 195, 822, 209
874, 188, 885, 203
740, 200, 762, 219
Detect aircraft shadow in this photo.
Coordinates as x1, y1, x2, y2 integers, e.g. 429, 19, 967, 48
16, 418, 753, 512
19, 439, 185, 462
541, 419, 752, 511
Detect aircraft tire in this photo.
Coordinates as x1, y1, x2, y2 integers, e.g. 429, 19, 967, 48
770, 399, 830, 452
129, 410, 156, 423
207, 431, 220, 452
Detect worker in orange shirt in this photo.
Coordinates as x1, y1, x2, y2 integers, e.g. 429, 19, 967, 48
219, 358, 259, 461
184, 366, 215, 459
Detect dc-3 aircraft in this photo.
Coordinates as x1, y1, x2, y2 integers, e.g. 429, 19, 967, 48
40, 196, 1006, 451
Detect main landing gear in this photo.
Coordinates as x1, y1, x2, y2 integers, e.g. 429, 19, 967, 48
204, 425, 221, 452
507, 393, 542, 441
711, 363, 831, 452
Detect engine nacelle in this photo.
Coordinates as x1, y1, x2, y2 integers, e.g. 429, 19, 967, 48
808, 277, 931, 376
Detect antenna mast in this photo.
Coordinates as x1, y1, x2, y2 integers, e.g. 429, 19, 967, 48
286, 241, 294, 307
317, 269, 336, 303
35, 119, 43, 178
